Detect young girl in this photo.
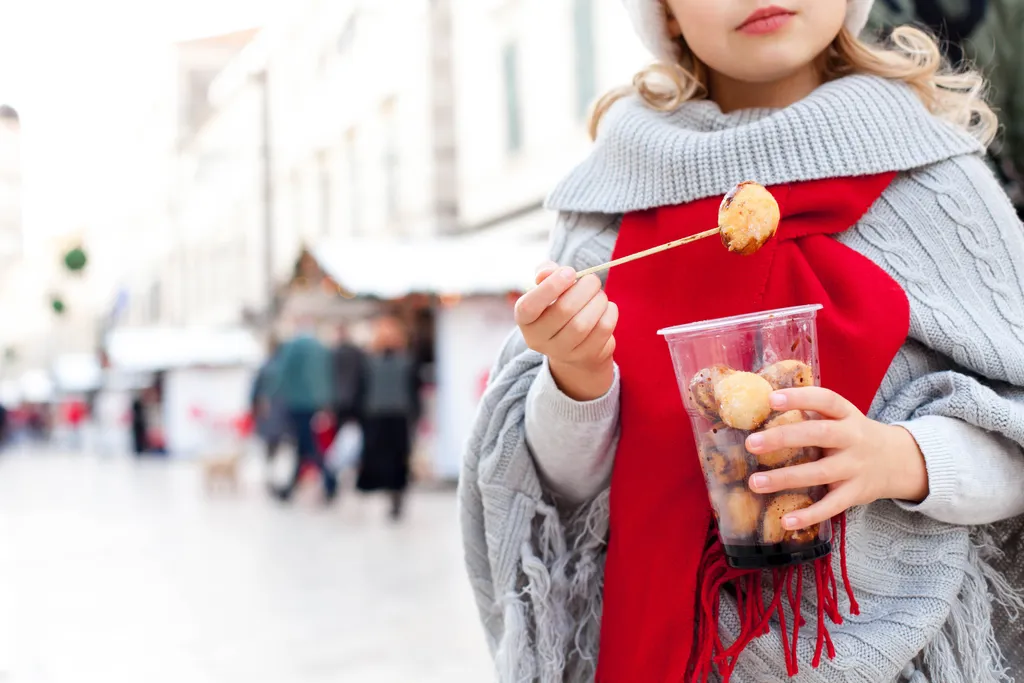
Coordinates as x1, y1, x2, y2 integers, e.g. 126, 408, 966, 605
460, 1, 1024, 681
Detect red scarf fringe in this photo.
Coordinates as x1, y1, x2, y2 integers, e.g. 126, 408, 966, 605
691, 513, 859, 682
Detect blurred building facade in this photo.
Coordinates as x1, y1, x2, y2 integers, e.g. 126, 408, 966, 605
92, 0, 652, 467
119, 0, 649, 329
0, 104, 26, 393
0, 105, 22, 263
451, 0, 646, 239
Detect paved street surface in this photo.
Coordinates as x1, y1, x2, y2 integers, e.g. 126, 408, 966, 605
0, 450, 494, 683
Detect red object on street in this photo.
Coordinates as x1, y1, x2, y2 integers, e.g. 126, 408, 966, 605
61, 400, 88, 426
233, 413, 255, 437
313, 412, 337, 454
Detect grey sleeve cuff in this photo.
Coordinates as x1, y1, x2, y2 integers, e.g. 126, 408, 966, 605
529, 357, 621, 423
524, 357, 620, 505
894, 415, 1024, 525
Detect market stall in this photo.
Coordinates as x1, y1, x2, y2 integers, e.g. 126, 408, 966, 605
309, 235, 545, 481
102, 327, 262, 457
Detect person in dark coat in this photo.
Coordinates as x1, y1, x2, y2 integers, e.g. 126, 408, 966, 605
332, 324, 366, 428
268, 318, 337, 503
251, 339, 288, 463
356, 315, 421, 520
131, 393, 147, 456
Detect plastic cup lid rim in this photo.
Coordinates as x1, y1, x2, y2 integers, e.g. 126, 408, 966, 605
657, 304, 824, 337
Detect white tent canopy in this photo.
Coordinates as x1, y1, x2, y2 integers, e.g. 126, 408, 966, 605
53, 352, 104, 393
311, 236, 547, 299
20, 370, 54, 403
105, 328, 262, 373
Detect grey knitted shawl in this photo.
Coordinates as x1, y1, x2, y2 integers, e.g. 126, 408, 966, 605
460, 75, 1024, 682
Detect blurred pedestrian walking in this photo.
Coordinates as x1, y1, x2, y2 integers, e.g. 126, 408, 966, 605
332, 323, 366, 429
131, 392, 148, 456
356, 315, 421, 521
269, 317, 337, 503
250, 337, 288, 463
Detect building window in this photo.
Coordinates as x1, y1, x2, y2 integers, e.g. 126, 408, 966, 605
573, 0, 597, 119
336, 14, 358, 55
382, 99, 399, 221
317, 150, 331, 237
148, 282, 161, 324
290, 168, 303, 239
345, 129, 361, 235
502, 43, 523, 153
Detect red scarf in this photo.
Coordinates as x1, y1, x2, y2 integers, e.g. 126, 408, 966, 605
598, 174, 911, 682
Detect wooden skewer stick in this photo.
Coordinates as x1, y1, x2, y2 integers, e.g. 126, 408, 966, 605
575, 226, 722, 279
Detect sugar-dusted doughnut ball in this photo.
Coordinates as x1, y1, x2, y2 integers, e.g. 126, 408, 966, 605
760, 493, 815, 545
719, 182, 780, 256
714, 371, 774, 430
689, 365, 734, 418
714, 488, 763, 541
758, 359, 814, 391
700, 426, 751, 486
755, 410, 807, 469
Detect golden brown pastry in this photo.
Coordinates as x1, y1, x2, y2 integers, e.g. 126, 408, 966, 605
786, 525, 821, 545
701, 443, 751, 486
758, 360, 814, 391
760, 493, 816, 545
714, 488, 763, 540
718, 181, 781, 256
689, 365, 734, 418
755, 410, 806, 468
714, 371, 774, 430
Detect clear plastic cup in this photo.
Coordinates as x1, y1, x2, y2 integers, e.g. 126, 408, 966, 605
658, 304, 833, 569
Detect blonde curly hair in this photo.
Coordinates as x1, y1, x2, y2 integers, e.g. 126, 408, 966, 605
589, 25, 997, 146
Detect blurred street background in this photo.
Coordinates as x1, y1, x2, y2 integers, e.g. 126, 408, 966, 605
0, 0, 1018, 681
0, 451, 489, 683
0, 1, 651, 680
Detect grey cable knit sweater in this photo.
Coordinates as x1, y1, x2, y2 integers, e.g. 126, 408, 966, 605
459, 75, 1024, 682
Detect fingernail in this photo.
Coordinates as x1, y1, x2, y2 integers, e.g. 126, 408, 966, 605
558, 267, 575, 281
751, 474, 769, 489
783, 516, 799, 530
770, 392, 787, 409
746, 434, 764, 449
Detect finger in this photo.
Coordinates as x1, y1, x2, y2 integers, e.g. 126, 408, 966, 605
549, 290, 609, 353
534, 261, 559, 285
598, 334, 617, 364
748, 454, 855, 494
768, 386, 859, 419
514, 267, 576, 326
532, 274, 603, 339
780, 485, 859, 530
745, 418, 853, 454
565, 301, 618, 361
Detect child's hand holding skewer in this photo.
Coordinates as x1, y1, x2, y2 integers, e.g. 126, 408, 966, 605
514, 263, 618, 402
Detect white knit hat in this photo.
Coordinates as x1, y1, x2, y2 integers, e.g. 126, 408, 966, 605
624, 0, 875, 64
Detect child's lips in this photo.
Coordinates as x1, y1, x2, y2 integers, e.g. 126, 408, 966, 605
737, 9, 796, 35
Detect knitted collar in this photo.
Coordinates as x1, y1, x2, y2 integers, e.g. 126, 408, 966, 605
545, 75, 983, 214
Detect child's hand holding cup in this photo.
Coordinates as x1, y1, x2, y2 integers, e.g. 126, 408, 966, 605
514, 262, 618, 401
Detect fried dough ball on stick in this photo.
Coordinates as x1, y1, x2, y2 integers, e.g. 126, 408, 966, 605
570, 182, 780, 280
719, 182, 781, 256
